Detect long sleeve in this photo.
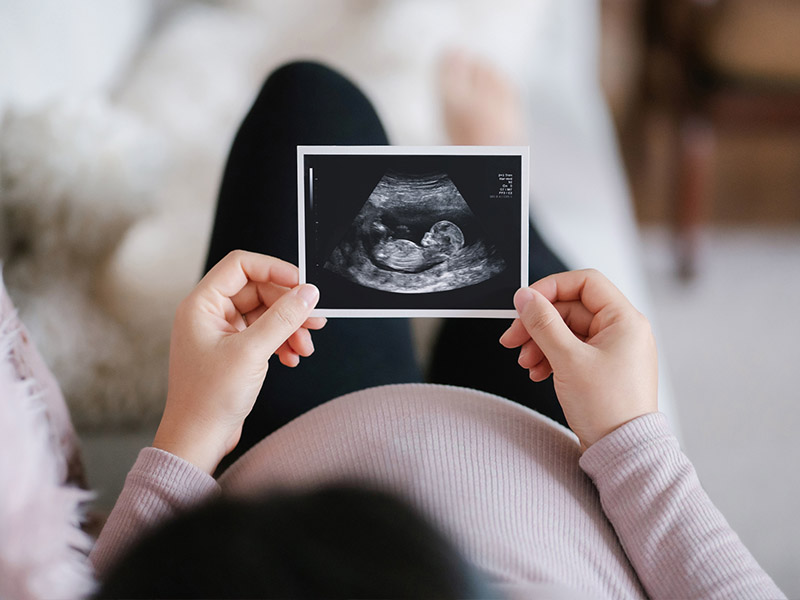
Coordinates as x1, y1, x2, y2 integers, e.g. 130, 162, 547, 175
90, 447, 220, 578
580, 412, 785, 599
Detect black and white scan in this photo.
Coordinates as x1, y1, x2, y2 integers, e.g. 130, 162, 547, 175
323, 171, 506, 293
299, 148, 526, 316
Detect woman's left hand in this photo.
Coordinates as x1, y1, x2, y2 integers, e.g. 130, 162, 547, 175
153, 250, 326, 474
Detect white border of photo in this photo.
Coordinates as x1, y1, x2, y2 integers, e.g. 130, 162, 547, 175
297, 145, 529, 318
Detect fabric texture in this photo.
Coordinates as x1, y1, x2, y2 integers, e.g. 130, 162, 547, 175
89, 447, 220, 577
580, 412, 785, 599
0, 270, 86, 486
90, 384, 785, 599
0, 273, 95, 600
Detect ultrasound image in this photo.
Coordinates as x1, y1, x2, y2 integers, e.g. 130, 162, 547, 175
324, 171, 507, 293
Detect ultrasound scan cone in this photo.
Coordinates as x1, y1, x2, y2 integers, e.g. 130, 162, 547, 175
324, 171, 506, 293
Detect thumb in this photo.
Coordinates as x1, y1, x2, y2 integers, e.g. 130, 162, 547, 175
515, 287, 580, 368
245, 284, 319, 356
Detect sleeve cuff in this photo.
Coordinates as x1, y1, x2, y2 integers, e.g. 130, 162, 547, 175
578, 412, 678, 481
129, 447, 221, 505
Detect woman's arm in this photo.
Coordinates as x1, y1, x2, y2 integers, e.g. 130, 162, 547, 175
89, 448, 220, 577
581, 413, 784, 599
501, 269, 784, 598
92, 250, 325, 576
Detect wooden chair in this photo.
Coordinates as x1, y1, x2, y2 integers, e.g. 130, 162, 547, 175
643, 0, 800, 278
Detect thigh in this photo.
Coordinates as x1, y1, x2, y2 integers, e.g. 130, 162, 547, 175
427, 221, 569, 426
207, 63, 422, 465
206, 62, 392, 267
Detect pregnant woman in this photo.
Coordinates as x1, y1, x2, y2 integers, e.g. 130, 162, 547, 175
91, 55, 784, 599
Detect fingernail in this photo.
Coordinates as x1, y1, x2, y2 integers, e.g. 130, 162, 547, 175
514, 288, 535, 314
295, 284, 320, 307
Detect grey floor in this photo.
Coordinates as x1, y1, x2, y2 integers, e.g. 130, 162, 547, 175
641, 225, 800, 598
82, 224, 800, 597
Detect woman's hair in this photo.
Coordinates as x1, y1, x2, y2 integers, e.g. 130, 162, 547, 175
97, 483, 486, 599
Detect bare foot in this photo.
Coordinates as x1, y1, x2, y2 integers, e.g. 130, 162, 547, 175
439, 50, 526, 146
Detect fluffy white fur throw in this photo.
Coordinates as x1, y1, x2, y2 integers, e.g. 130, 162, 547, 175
0, 97, 169, 429
0, 274, 95, 600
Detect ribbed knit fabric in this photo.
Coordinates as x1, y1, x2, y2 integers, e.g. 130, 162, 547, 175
580, 412, 785, 599
90, 384, 784, 599
90, 447, 220, 576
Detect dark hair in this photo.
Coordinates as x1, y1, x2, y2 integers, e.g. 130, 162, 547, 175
98, 483, 485, 599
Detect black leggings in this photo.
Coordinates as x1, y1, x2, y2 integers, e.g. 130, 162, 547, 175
205, 62, 569, 464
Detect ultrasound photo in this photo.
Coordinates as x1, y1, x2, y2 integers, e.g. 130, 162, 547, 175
298, 147, 528, 317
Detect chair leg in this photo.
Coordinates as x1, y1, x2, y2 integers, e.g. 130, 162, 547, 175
674, 115, 715, 280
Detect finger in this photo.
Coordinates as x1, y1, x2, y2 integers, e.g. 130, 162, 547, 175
515, 287, 581, 368
229, 280, 264, 317
244, 309, 321, 357
243, 304, 267, 326
517, 339, 545, 370
528, 358, 553, 382
201, 251, 299, 301
275, 340, 293, 359
552, 300, 595, 339
230, 280, 292, 316
243, 302, 326, 335
278, 345, 301, 368
499, 318, 531, 348
531, 269, 634, 316
303, 316, 327, 331
230, 310, 248, 333
288, 328, 314, 358
501, 271, 622, 348
244, 284, 320, 357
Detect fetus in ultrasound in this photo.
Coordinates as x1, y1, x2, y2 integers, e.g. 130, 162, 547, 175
369, 219, 464, 274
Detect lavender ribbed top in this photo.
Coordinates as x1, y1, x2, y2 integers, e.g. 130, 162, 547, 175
91, 384, 784, 599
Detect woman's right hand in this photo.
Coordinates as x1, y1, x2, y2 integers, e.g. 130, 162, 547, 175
500, 269, 658, 451
153, 250, 326, 474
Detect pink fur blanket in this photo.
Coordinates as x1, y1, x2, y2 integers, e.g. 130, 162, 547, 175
0, 272, 95, 599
